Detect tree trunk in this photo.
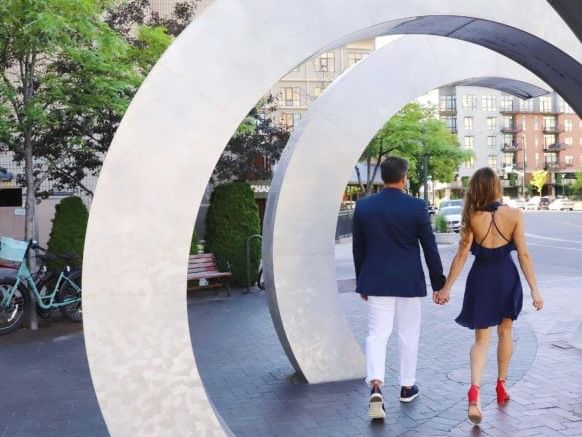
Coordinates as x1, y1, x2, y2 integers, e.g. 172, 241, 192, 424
23, 129, 38, 330
364, 156, 372, 196
354, 165, 365, 194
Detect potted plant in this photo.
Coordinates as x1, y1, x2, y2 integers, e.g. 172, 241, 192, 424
433, 213, 458, 245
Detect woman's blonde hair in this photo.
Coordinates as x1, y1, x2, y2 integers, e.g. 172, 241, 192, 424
461, 167, 502, 242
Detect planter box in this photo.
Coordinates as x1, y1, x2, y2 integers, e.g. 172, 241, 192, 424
435, 232, 458, 245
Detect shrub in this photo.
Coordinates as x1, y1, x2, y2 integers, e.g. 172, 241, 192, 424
205, 182, 261, 286
46, 197, 88, 267
434, 213, 449, 233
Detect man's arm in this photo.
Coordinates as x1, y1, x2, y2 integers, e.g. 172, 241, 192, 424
352, 204, 366, 281
417, 202, 446, 291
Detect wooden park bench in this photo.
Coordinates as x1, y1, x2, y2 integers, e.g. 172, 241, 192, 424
187, 253, 232, 296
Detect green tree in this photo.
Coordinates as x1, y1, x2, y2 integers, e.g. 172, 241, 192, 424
572, 170, 582, 196
46, 196, 88, 268
0, 0, 142, 250
356, 103, 470, 197
205, 183, 261, 287
530, 170, 548, 195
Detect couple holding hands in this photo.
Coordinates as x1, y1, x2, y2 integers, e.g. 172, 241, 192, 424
352, 157, 544, 424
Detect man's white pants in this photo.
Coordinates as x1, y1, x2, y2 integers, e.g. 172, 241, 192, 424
365, 296, 421, 388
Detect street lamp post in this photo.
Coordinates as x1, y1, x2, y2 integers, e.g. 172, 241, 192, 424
423, 154, 429, 203
522, 135, 527, 198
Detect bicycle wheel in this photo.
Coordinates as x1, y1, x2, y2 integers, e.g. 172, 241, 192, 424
58, 270, 82, 323
0, 278, 30, 335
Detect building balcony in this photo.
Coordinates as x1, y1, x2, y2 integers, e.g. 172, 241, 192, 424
439, 108, 457, 115
501, 143, 523, 153
512, 163, 525, 171
500, 106, 518, 114
500, 125, 523, 134
544, 162, 566, 171
542, 124, 564, 134
543, 143, 566, 153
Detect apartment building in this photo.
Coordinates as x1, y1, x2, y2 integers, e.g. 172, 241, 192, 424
439, 87, 582, 197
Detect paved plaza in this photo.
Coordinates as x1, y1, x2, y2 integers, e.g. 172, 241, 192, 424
1, 212, 582, 436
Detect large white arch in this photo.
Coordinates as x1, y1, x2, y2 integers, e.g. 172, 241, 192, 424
82, 1, 581, 435
263, 35, 550, 384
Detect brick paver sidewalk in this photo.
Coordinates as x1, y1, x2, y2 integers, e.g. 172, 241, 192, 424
1, 247, 581, 436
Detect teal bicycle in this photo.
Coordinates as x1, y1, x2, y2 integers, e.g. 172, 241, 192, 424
0, 237, 82, 335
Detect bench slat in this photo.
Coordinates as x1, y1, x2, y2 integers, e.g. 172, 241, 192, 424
187, 272, 231, 280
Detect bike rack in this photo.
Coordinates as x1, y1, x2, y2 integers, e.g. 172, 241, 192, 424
245, 234, 262, 293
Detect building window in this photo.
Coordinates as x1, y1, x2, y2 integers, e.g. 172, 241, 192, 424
500, 95, 513, 112
487, 117, 496, 130
522, 116, 526, 130
565, 137, 573, 146
316, 52, 335, 72
565, 119, 573, 132
487, 136, 496, 151
535, 137, 539, 148
501, 116, 513, 129
543, 116, 556, 130
503, 134, 514, 146
534, 117, 539, 131
565, 155, 574, 166
443, 116, 457, 132
503, 153, 514, 166
520, 98, 534, 112
440, 95, 457, 112
462, 95, 477, 111
313, 86, 324, 98
348, 52, 366, 66
539, 96, 552, 113
280, 113, 301, 131
488, 155, 497, 169
544, 153, 557, 165
464, 117, 473, 131
482, 95, 497, 112
465, 156, 475, 169
280, 87, 301, 107
464, 136, 474, 149
544, 135, 555, 146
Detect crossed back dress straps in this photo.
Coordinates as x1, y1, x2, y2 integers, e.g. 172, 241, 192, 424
478, 207, 511, 247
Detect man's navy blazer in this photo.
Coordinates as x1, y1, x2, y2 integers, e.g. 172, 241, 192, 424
352, 188, 446, 297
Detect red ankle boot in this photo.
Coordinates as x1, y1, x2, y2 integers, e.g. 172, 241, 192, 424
496, 379, 510, 404
468, 385, 482, 424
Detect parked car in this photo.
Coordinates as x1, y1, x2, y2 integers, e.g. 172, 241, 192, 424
439, 199, 463, 212
502, 197, 524, 209
549, 198, 575, 211
439, 206, 462, 232
526, 196, 552, 210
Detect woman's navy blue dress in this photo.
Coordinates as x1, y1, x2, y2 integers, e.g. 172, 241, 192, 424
455, 202, 523, 330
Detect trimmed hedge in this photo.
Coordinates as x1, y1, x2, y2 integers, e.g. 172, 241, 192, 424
46, 196, 88, 267
205, 182, 261, 287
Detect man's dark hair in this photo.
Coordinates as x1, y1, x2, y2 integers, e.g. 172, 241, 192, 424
381, 157, 408, 184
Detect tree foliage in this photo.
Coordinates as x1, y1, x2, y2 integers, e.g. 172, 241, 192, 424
530, 170, 548, 195
356, 103, 470, 197
213, 97, 290, 183
205, 182, 261, 287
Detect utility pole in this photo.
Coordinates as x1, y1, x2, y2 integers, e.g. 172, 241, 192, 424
423, 155, 429, 203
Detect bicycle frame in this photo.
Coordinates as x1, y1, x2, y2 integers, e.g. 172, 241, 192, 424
1, 259, 81, 310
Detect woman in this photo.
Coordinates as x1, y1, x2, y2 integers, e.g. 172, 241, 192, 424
434, 168, 543, 424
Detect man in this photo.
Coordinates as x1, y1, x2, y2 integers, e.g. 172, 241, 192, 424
352, 157, 446, 420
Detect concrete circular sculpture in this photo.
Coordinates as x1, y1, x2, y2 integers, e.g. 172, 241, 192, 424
263, 35, 550, 384
82, 0, 581, 435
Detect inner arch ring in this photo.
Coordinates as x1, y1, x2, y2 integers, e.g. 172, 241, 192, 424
263, 35, 550, 384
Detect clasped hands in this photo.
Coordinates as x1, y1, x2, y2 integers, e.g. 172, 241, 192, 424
433, 287, 450, 305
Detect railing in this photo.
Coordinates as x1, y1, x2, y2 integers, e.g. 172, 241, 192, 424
501, 143, 523, 153
542, 124, 565, 134
336, 210, 354, 240
500, 125, 523, 134
544, 162, 565, 171
543, 143, 566, 152
500, 105, 517, 113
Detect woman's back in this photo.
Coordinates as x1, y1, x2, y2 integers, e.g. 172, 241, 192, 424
470, 204, 519, 249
